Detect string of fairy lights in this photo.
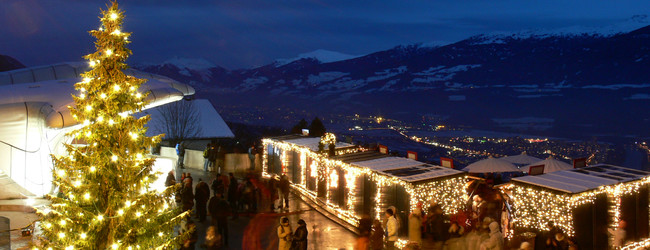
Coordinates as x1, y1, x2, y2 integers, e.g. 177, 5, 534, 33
507, 176, 650, 237
265, 134, 650, 248
262, 135, 468, 227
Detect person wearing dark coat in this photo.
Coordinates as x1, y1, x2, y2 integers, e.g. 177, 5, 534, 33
425, 205, 446, 250
370, 219, 384, 250
194, 179, 211, 222
212, 174, 225, 196
227, 173, 239, 217
279, 174, 290, 209
291, 219, 308, 250
208, 144, 218, 172
209, 193, 231, 246
165, 170, 176, 187
268, 175, 279, 211
181, 179, 194, 212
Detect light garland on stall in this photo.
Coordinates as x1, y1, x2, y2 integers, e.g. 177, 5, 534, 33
300, 152, 307, 186
510, 176, 650, 238
263, 138, 469, 231
267, 136, 650, 248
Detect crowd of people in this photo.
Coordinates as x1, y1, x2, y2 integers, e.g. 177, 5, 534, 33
165, 160, 316, 250
168, 142, 595, 249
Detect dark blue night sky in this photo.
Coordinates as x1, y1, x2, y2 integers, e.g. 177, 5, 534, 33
2, 0, 649, 69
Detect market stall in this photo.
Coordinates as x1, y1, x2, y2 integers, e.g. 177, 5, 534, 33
505, 164, 650, 249
262, 134, 468, 236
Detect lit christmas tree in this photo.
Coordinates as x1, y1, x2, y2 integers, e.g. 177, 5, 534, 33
35, 2, 190, 249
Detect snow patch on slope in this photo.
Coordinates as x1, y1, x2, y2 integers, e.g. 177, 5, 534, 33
411, 65, 481, 83
470, 15, 650, 45
241, 77, 268, 91
307, 72, 350, 85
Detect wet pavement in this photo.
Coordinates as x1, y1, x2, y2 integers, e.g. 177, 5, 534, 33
180, 167, 358, 250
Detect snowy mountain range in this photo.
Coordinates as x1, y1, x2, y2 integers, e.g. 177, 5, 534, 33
6, 17, 650, 138
131, 18, 650, 138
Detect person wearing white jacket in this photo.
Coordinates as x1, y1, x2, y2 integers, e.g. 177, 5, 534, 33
480, 221, 504, 250
385, 209, 399, 249
277, 216, 293, 250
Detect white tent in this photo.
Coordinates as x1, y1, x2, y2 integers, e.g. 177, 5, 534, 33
500, 152, 542, 166
141, 99, 234, 139
462, 156, 521, 173
520, 156, 573, 174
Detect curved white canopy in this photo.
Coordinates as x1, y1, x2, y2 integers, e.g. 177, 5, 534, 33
520, 156, 573, 173
0, 62, 195, 196
462, 156, 521, 173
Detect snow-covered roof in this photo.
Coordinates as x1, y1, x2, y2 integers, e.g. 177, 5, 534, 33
141, 99, 234, 139
283, 137, 354, 151
512, 164, 650, 194
349, 156, 463, 183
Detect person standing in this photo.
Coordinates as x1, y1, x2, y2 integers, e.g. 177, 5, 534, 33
277, 216, 293, 250
291, 219, 308, 250
211, 174, 225, 196
194, 179, 210, 222
216, 145, 224, 174
209, 193, 231, 246
479, 221, 504, 250
385, 209, 398, 249
181, 179, 194, 212
227, 173, 239, 218
165, 170, 176, 187
425, 205, 446, 250
176, 141, 185, 169
356, 214, 372, 250
409, 208, 423, 246
248, 145, 256, 171
279, 174, 290, 210
269, 174, 279, 211
203, 143, 212, 172
186, 172, 194, 186
209, 143, 218, 173
370, 219, 384, 250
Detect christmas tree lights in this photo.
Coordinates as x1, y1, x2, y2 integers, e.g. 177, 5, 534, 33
35, 2, 189, 249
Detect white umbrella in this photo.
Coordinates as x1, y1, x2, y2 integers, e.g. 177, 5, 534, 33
500, 152, 543, 165
462, 156, 521, 173
520, 156, 573, 173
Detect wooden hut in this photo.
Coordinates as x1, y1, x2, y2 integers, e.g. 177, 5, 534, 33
262, 134, 468, 239
506, 164, 650, 249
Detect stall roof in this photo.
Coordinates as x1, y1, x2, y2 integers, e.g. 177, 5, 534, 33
140, 99, 234, 139
512, 164, 650, 194
340, 152, 464, 183
270, 136, 354, 152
